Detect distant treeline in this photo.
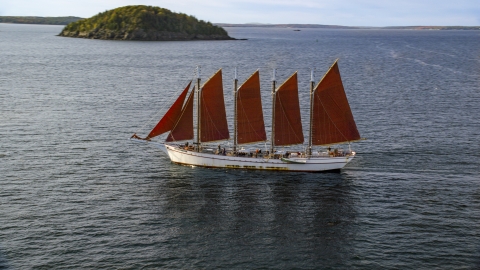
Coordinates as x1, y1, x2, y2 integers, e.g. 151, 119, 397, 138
0, 16, 83, 25
383, 26, 480, 30
216, 23, 480, 30
62, 5, 228, 36
3, 15, 477, 31
215, 23, 358, 29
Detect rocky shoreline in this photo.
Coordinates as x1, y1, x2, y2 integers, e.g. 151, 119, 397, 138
58, 29, 235, 41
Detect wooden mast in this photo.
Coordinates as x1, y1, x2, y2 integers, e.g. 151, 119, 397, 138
270, 69, 276, 155
308, 69, 314, 156
233, 68, 238, 152
196, 66, 201, 152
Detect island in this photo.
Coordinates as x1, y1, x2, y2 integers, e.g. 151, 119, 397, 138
58, 5, 234, 41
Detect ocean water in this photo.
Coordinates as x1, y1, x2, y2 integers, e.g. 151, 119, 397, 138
1, 23, 479, 269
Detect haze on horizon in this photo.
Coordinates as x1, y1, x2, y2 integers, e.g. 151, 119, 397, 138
1, 0, 478, 27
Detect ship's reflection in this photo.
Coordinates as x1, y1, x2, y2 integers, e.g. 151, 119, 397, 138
156, 168, 357, 267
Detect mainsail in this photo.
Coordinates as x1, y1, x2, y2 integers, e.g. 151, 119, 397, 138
311, 60, 360, 145
236, 70, 267, 144
166, 88, 195, 142
200, 69, 230, 142
274, 72, 304, 146
142, 81, 192, 140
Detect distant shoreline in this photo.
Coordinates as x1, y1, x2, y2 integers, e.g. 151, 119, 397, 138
1, 17, 479, 30
217, 23, 480, 31
0, 16, 82, 25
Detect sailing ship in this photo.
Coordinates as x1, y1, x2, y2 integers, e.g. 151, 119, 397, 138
131, 60, 362, 172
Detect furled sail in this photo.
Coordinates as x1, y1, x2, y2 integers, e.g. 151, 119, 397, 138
236, 70, 267, 144
200, 69, 230, 142
166, 87, 195, 142
274, 72, 304, 146
311, 61, 360, 145
144, 81, 192, 140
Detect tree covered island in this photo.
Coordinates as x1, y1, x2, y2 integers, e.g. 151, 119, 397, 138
58, 5, 234, 41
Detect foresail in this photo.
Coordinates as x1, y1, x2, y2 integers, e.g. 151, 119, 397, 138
200, 69, 230, 142
311, 61, 360, 145
236, 70, 267, 144
166, 87, 194, 142
145, 81, 192, 140
274, 72, 304, 146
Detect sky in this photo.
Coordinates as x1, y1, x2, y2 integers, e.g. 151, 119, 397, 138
1, 0, 479, 27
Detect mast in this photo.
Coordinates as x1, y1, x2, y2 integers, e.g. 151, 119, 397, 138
308, 69, 314, 156
196, 66, 201, 152
233, 68, 238, 152
270, 69, 276, 155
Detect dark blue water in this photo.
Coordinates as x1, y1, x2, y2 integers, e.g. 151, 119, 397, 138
1, 23, 479, 269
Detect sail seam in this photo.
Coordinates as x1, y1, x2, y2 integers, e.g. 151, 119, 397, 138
201, 93, 230, 142
167, 87, 195, 142
237, 90, 266, 143
315, 91, 349, 144
275, 89, 303, 146
136, 74, 196, 136
146, 80, 192, 139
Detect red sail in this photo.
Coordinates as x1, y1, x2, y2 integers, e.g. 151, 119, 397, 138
312, 61, 360, 145
236, 70, 267, 144
146, 81, 191, 140
166, 88, 194, 142
200, 69, 230, 142
274, 72, 304, 146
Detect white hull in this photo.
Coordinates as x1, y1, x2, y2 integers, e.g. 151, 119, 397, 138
163, 144, 355, 172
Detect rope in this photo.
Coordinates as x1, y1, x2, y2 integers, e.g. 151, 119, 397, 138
316, 92, 349, 143
167, 86, 195, 142
200, 93, 229, 142
133, 68, 197, 136
275, 85, 304, 145
237, 90, 267, 144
